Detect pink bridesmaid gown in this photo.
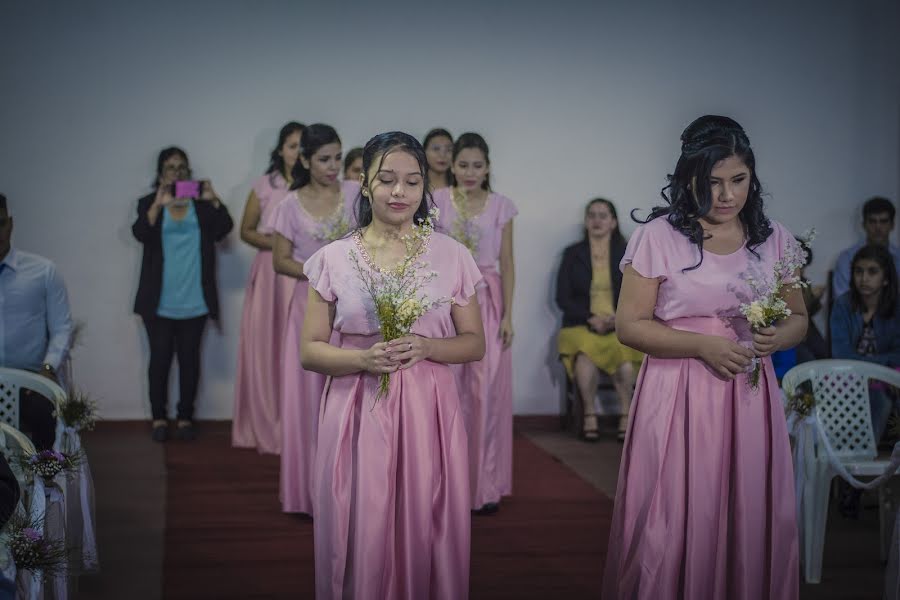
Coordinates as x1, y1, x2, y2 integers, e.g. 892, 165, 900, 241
304, 231, 480, 600
272, 180, 358, 514
601, 217, 799, 600
432, 187, 517, 509
232, 172, 293, 454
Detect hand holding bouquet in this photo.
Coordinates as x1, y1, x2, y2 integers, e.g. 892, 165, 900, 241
739, 228, 815, 388
350, 207, 449, 400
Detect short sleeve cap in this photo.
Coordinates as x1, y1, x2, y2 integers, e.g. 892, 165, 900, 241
620, 219, 671, 280
269, 194, 296, 240
452, 241, 483, 305
303, 244, 335, 302
495, 194, 518, 227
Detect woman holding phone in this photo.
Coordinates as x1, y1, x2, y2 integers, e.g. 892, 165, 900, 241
132, 146, 233, 442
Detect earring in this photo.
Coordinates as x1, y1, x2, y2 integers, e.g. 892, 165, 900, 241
361, 188, 369, 197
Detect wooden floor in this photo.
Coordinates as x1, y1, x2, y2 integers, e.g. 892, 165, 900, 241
74, 417, 887, 599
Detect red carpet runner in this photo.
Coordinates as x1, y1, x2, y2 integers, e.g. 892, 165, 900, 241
163, 423, 612, 599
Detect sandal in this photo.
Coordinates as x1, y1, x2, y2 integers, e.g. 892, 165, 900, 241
582, 414, 600, 442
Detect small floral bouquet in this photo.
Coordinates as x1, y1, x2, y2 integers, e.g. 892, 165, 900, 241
3, 513, 68, 575
449, 187, 480, 255
56, 389, 100, 432
785, 382, 815, 419
349, 207, 449, 400
739, 228, 816, 388
18, 449, 83, 482
314, 201, 351, 243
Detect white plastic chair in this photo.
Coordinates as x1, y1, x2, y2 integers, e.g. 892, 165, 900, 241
0, 367, 66, 451
782, 359, 900, 584
0, 422, 44, 599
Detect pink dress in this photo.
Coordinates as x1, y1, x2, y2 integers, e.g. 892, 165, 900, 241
232, 172, 293, 454
304, 231, 481, 600
601, 217, 799, 600
432, 187, 517, 509
272, 180, 359, 514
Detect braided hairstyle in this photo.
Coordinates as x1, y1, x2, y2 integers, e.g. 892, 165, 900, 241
635, 115, 772, 271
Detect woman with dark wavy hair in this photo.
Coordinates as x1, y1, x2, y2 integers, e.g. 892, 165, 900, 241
232, 121, 304, 454
432, 132, 517, 515
270, 124, 359, 515
602, 116, 805, 599
301, 131, 484, 599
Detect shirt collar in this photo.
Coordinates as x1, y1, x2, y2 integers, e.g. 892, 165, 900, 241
0, 247, 17, 271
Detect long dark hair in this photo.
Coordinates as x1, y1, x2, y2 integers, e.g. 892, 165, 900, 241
266, 121, 305, 178
635, 115, 772, 271
850, 244, 898, 319
290, 123, 340, 191
450, 132, 491, 191
356, 131, 432, 228
152, 146, 189, 189
583, 197, 626, 248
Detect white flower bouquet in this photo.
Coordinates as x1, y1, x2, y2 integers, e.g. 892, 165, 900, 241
739, 228, 816, 388
349, 207, 449, 400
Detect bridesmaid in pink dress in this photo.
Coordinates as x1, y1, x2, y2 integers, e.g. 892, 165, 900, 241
232, 121, 304, 454
602, 116, 803, 599
271, 123, 357, 515
432, 132, 516, 514
301, 132, 485, 600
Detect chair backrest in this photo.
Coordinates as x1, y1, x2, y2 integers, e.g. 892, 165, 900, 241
0, 368, 66, 429
782, 359, 900, 461
0, 421, 37, 508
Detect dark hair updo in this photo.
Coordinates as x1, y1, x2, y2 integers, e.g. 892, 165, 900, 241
356, 131, 432, 228
266, 121, 305, 179
290, 123, 341, 191
636, 115, 772, 271
450, 132, 492, 191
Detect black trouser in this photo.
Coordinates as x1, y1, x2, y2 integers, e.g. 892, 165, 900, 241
19, 389, 56, 451
142, 315, 207, 421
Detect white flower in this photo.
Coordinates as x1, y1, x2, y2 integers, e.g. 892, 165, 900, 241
746, 302, 766, 326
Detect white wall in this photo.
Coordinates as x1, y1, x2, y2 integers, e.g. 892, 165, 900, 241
1, 0, 898, 419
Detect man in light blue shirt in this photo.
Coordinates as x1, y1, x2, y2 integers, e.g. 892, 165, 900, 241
0, 194, 72, 448
832, 197, 899, 299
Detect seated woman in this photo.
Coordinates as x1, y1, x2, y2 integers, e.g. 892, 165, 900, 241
556, 198, 642, 441
831, 244, 900, 442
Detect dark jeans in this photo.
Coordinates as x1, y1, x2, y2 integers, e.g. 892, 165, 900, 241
19, 388, 56, 450
142, 315, 207, 421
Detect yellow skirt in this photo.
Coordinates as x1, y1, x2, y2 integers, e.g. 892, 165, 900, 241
558, 325, 644, 379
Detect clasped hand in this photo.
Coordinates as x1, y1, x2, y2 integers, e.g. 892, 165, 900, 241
361, 335, 431, 374
698, 326, 782, 380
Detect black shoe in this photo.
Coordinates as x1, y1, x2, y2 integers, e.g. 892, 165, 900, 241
174, 422, 196, 441
151, 424, 168, 443
473, 502, 500, 516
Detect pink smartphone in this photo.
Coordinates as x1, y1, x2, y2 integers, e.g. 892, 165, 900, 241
174, 180, 201, 199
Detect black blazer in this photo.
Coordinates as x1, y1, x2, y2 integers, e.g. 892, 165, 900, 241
131, 193, 233, 320
555, 237, 627, 328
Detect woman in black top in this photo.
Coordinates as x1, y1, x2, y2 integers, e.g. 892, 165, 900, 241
556, 198, 642, 441
132, 146, 233, 442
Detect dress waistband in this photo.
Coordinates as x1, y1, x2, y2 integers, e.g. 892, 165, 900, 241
336, 333, 383, 350
662, 316, 752, 343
